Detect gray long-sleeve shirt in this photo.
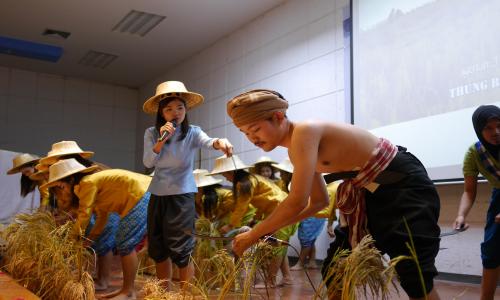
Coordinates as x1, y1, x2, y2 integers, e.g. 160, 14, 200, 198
143, 125, 216, 196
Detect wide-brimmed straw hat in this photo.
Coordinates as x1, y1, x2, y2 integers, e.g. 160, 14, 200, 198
143, 81, 204, 114
208, 155, 250, 175
39, 141, 94, 165
272, 158, 293, 174
29, 163, 50, 181
6, 153, 40, 175
193, 169, 223, 187
40, 158, 98, 189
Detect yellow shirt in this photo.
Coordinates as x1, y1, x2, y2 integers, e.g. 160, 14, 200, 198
230, 174, 286, 227
73, 169, 151, 239
37, 181, 50, 207
275, 179, 290, 193
196, 187, 235, 220
214, 188, 236, 220
314, 182, 340, 225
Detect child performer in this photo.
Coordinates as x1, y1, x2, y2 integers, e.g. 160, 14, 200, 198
7, 153, 50, 209
210, 155, 297, 288
252, 156, 278, 182
142, 81, 233, 289
42, 159, 151, 300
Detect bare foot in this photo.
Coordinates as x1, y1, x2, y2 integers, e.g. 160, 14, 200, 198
290, 263, 303, 271
279, 277, 295, 286
254, 282, 278, 289
94, 280, 109, 291
105, 291, 136, 300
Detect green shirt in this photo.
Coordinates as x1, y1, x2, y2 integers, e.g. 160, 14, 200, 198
463, 144, 500, 188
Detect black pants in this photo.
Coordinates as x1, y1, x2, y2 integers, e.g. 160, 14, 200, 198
147, 193, 195, 268
322, 147, 441, 298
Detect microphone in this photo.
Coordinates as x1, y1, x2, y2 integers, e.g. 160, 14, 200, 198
160, 120, 177, 141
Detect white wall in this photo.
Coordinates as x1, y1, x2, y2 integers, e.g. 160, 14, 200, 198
0, 66, 139, 170
137, 0, 350, 260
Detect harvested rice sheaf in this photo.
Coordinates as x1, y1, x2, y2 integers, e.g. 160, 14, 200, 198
1, 212, 95, 300
318, 234, 409, 300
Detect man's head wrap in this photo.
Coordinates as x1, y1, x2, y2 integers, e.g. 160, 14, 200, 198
472, 105, 500, 160
227, 89, 288, 127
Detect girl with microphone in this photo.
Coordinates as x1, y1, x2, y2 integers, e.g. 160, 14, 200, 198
142, 81, 233, 290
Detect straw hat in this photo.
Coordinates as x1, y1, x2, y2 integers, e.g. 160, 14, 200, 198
193, 169, 223, 187
29, 163, 50, 181
208, 155, 250, 175
143, 81, 204, 114
40, 158, 98, 189
39, 141, 94, 165
272, 158, 293, 174
253, 156, 277, 166
6, 153, 40, 175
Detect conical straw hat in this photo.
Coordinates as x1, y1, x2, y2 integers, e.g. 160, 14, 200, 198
143, 81, 204, 114
253, 156, 277, 166
6, 153, 40, 175
39, 141, 94, 165
208, 155, 250, 175
40, 158, 98, 189
272, 158, 293, 174
193, 169, 223, 187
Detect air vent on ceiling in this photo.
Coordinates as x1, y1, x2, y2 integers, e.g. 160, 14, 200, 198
42, 28, 71, 40
112, 10, 165, 37
78, 50, 118, 69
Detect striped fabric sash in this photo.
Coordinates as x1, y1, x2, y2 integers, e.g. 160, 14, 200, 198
475, 141, 500, 181
336, 138, 398, 247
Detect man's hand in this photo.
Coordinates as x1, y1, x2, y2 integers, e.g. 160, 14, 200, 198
232, 230, 259, 257
219, 224, 232, 234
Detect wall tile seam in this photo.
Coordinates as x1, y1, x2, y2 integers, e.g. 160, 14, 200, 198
181, 10, 342, 86
200, 88, 345, 132
193, 46, 345, 104
241, 8, 341, 59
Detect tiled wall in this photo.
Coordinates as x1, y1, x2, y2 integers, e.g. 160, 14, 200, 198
0, 67, 139, 170
137, 0, 350, 172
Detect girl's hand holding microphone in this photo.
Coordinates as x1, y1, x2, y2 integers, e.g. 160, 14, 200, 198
153, 120, 177, 153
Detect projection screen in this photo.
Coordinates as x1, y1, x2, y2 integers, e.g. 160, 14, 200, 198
352, 0, 500, 181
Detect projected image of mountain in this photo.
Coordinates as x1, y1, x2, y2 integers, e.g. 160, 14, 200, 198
354, 0, 500, 129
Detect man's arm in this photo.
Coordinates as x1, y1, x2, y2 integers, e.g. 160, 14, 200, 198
232, 123, 323, 255
285, 172, 329, 223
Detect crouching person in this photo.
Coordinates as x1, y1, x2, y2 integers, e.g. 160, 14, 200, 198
42, 158, 151, 300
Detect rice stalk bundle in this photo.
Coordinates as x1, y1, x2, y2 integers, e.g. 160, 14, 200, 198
318, 234, 407, 300
192, 218, 233, 292
1, 211, 95, 300
237, 241, 274, 299
142, 278, 206, 300
144, 226, 275, 299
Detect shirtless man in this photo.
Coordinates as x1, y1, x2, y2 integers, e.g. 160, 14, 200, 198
227, 89, 441, 300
